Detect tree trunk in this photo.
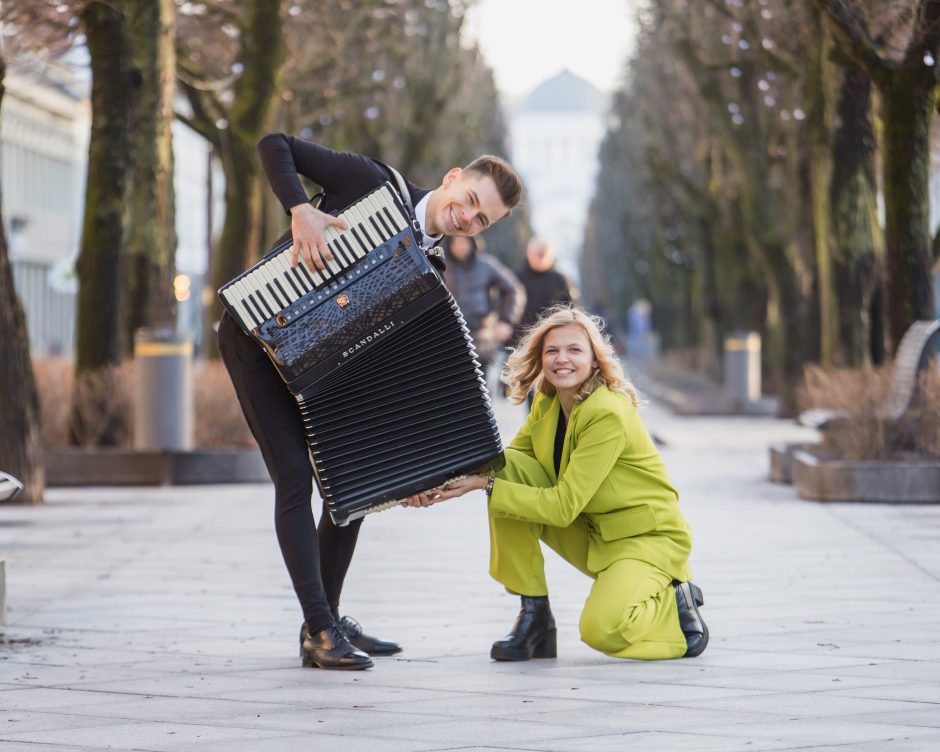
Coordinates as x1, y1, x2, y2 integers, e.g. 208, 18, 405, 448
805, 8, 836, 365
829, 68, 882, 366
879, 67, 936, 351
69, 0, 137, 446
0, 56, 45, 505
201, 0, 284, 357
122, 0, 177, 353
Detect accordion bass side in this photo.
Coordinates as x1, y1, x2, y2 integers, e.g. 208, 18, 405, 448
218, 184, 504, 525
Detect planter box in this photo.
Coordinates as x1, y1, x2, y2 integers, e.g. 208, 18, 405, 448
46, 448, 268, 487
769, 442, 822, 484
792, 450, 940, 503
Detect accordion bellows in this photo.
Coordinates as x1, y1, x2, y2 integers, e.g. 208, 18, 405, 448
219, 184, 504, 525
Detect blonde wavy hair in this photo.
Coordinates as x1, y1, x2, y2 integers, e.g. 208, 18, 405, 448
501, 305, 639, 406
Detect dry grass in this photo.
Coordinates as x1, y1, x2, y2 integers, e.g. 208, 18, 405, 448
32, 357, 255, 449
193, 359, 256, 448
800, 363, 940, 460
32, 357, 74, 447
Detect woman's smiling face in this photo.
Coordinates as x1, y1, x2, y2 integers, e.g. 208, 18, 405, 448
541, 324, 597, 395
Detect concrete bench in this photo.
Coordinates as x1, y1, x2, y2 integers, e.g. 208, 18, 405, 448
798, 319, 940, 449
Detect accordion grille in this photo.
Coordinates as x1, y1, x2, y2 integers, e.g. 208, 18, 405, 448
297, 296, 504, 526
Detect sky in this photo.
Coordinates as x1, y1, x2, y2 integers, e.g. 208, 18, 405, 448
463, 0, 638, 101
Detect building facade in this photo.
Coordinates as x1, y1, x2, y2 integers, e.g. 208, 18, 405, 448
2, 64, 217, 356
509, 70, 608, 282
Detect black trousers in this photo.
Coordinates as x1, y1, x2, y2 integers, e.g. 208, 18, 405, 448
217, 312, 362, 633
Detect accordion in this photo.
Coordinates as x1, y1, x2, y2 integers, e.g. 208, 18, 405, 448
219, 184, 504, 525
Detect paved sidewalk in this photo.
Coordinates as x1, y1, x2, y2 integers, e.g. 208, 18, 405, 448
1, 398, 940, 751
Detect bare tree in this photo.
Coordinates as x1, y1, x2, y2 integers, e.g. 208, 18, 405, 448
814, 0, 940, 351
122, 0, 178, 354
0, 54, 45, 504
176, 0, 284, 356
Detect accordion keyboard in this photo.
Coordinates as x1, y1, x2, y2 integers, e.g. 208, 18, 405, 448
220, 185, 409, 331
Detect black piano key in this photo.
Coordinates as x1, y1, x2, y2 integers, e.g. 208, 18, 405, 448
273, 276, 296, 303
266, 281, 288, 309
247, 292, 269, 321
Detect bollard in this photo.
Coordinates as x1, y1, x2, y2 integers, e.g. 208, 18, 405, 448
134, 329, 194, 451
724, 331, 761, 405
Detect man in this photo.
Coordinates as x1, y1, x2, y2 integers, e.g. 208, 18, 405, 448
217, 133, 522, 670
443, 235, 524, 381
513, 238, 578, 340
512, 238, 578, 406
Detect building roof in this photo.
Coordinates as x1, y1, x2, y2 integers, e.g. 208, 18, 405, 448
518, 69, 606, 113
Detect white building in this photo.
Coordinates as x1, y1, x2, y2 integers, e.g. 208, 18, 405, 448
2, 67, 88, 355
1, 63, 217, 355
509, 70, 608, 282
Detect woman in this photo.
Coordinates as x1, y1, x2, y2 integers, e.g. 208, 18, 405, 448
408, 305, 707, 661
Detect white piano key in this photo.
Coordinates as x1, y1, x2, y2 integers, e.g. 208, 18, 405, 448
250, 268, 281, 314
365, 195, 398, 237
351, 205, 382, 248
274, 253, 310, 296
300, 254, 327, 287
222, 286, 256, 329
379, 190, 408, 229
259, 264, 291, 308
234, 278, 268, 322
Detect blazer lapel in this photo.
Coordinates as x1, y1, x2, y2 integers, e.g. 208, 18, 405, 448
530, 396, 560, 484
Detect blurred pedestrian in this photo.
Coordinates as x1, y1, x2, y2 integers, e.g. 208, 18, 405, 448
443, 235, 524, 383
513, 238, 579, 342
512, 237, 579, 406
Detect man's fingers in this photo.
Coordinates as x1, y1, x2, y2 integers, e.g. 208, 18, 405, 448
302, 245, 326, 271
290, 244, 300, 267
328, 215, 349, 231
316, 239, 334, 263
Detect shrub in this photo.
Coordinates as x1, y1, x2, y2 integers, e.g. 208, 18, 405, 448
799, 363, 940, 460
193, 359, 256, 448
32, 357, 255, 449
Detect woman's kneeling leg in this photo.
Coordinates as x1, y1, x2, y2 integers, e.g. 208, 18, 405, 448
579, 559, 686, 661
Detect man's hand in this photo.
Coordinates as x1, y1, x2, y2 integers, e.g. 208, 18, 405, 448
289, 203, 349, 271
495, 321, 514, 344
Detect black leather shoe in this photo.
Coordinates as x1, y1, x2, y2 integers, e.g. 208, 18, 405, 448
299, 622, 373, 670
491, 595, 557, 661
337, 615, 402, 656
674, 581, 708, 657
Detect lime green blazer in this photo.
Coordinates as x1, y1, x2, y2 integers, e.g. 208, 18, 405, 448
489, 386, 693, 580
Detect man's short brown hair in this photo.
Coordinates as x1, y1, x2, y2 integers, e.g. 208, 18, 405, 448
464, 155, 523, 211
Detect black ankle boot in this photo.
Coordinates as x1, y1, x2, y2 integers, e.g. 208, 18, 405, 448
674, 581, 708, 658
299, 622, 373, 670
491, 595, 557, 661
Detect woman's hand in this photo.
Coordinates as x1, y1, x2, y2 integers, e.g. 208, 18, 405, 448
400, 475, 488, 508
289, 203, 349, 271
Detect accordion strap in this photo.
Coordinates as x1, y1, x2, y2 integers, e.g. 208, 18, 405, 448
382, 163, 415, 219
375, 160, 445, 271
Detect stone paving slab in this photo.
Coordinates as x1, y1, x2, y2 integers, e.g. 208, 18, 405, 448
2, 398, 940, 750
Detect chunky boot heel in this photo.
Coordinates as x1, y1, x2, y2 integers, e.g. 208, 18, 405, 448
674, 581, 708, 658
491, 596, 557, 662
532, 627, 557, 659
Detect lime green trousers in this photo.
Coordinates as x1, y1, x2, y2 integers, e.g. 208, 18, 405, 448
488, 450, 687, 660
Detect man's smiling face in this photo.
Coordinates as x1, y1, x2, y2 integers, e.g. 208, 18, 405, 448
426, 168, 509, 238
